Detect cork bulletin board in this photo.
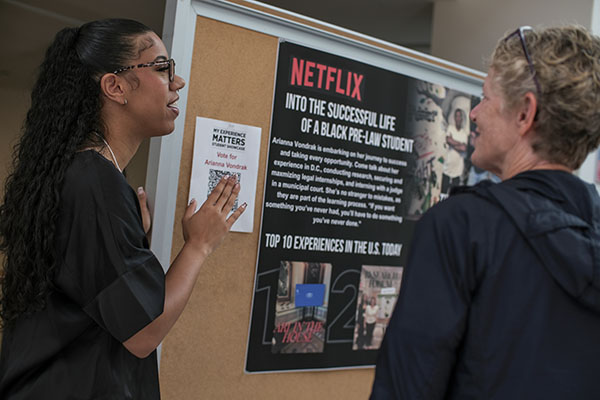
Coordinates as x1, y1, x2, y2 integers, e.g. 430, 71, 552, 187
155, 2, 483, 398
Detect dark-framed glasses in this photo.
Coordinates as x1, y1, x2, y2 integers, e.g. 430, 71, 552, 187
504, 26, 541, 96
113, 58, 176, 82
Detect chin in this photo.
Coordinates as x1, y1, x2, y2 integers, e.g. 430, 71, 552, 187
470, 152, 488, 171
155, 123, 176, 137
471, 156, 500, 177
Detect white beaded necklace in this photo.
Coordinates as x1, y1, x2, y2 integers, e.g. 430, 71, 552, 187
100, 137, 122, 173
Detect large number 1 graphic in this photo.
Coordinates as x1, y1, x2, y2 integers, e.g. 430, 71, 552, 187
254, 267, 280, 345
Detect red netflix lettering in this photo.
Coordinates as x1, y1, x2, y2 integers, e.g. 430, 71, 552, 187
335, 69, 345, 95
290, 56, 364, 101
346, 72, 352, 96
352, 73, 363, 101
291, 58, 304, 86
304, 61, 315, 87
316, 63, 327, 87
326, 66, 336, 91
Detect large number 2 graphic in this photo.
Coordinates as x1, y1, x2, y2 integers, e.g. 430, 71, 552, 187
327, 269, 360, 343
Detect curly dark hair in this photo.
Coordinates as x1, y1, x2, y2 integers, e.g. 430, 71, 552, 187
0, 19, 152, 327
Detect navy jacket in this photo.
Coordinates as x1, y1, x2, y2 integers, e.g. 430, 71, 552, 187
371, 170, 600, 399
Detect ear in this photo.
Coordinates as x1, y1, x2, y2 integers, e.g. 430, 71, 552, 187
516, 92, 537, 136
99, 73, 128, 105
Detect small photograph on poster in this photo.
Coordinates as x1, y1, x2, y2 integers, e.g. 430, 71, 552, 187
404, 80, 480, 219
352, 265, 403, 351
271, 261, 332, 354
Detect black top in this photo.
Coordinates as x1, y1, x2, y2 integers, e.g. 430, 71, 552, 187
0, 151, 166, 399
371, 170, 600, 399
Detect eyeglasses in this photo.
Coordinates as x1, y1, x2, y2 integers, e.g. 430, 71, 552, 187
504, 26, 542, 96
113, 59, 176, 82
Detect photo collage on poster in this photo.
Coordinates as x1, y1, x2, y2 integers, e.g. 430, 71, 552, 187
404, 82, 499, 220
246, 41, 485, 372
352, 265, 403, 351
271, 261, 332, 354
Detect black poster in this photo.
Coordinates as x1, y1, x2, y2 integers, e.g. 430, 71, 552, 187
246, 41, 481, 372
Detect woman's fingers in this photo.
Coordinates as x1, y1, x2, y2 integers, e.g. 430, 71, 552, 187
137, 187, 152, 234
182, 175, 244, 247
213, 175, 238, 211
226, 202, 247, 227
222, 179, 241, 212
182, 198, 197, 242
206, 175, 233, 208
184, 198, 197, 220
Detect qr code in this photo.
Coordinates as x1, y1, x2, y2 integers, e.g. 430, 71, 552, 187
208, 169, 240, 210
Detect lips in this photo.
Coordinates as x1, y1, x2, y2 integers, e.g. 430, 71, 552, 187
167, 98, 179, 116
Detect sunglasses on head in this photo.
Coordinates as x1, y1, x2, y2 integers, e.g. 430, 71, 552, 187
504, 26, 541, 96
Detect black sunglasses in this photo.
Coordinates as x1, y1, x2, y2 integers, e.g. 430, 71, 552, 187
113, 59, 176, 82
504, 26, 541, 96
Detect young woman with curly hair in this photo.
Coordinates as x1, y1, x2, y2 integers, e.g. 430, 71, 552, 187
0, 18, 245, 399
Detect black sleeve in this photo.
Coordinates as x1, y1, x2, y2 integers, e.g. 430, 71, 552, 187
371, 200, 477, 399
54, 154, 165, 342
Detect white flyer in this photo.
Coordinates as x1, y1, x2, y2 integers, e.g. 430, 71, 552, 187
188, 116, 261, 233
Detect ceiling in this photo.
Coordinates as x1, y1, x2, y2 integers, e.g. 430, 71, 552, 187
0, 0, 439, 92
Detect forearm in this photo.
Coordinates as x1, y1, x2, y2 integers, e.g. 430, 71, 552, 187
447, 137, 467, 152
123, 242, 209, 358
123, 175, 243, 358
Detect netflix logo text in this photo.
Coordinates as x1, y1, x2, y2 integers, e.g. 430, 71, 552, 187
289, 57, 364, 101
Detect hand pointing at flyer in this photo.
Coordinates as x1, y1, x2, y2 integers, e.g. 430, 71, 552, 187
188, 117, 261, 233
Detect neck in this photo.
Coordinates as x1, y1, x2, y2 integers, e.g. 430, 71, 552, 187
492, 130, 573, 180
500, 152, 572, 180
99, 107, 144, 171
101, 133, 140, 172
100, 137, 122, 172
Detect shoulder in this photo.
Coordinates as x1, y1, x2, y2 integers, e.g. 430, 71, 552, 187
64, 150, 125, 189
423, 183, 500, 226
62, 150, 135, 209
407, 184, 513, 291
411, 183, 510, 258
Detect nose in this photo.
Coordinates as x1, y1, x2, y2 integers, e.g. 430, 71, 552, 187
470, 103, 479, 122
171, 74, 185, 91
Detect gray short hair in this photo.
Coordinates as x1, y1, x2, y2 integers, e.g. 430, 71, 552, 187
489, 25, 600, 169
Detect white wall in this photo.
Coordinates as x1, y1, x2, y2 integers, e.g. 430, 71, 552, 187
431, 0, 594, 72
